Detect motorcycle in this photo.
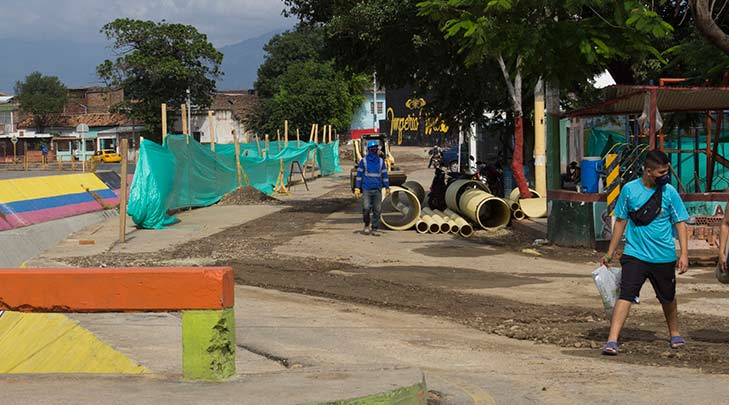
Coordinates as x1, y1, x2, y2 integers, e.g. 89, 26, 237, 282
428, 165, 448, 211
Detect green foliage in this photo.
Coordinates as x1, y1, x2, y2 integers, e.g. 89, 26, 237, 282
14, 71, 67, 133
417, 0, 674, 86
262, 61, 366, 135
285, 0, 513, 129
97, 19, 223, 142
255, 26, 325, 99
253, 25, 367, 136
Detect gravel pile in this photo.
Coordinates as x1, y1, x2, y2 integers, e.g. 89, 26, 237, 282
218, 187, 282, 206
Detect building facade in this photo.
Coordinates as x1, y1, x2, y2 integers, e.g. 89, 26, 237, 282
349, 87, 386, 140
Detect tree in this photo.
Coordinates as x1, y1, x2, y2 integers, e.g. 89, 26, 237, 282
690, 0, 729, 54
97, 19, 223, 142
284, 0, 512, 127
253, 25, 367, 136
255, 26, 325, 99
417, 0, 673, 197
14, 71, 67, 133
262, 60, 367, 135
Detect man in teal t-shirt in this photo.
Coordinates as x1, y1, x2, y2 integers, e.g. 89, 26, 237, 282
600, 150, 689, 355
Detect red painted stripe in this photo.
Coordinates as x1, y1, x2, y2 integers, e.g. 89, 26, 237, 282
0, 198, 119, 231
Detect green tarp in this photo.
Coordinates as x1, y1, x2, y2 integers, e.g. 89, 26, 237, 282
128, 135, 341, 229
587, 128, 729, 192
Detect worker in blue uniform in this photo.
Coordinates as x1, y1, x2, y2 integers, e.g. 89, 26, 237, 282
354, 140, 390, 235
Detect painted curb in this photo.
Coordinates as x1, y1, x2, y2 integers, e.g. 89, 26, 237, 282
303, 376, 427, 405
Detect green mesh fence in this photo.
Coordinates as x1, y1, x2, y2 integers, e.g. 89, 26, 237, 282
128, 134, 341, 229
587, 128, 729, 192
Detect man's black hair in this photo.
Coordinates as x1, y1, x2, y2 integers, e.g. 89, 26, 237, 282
644, 149, 670, 169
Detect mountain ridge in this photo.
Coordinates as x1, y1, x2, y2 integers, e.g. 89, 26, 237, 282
0, 29, 284, 94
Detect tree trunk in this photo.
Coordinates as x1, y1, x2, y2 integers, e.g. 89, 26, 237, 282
497, 54, 530, 198
691, 0, 729, 55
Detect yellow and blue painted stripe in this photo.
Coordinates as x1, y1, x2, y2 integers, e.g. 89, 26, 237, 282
0, 173, 121, 231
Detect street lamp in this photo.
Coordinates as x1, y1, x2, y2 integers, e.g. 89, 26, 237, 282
76, 123, 89, 172
186, 89, 192, 137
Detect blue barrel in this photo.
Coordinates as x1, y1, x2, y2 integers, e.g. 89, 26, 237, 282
581, 157, 602, 193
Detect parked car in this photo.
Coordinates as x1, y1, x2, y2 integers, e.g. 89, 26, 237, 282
90, 149, 122, 163
440, 145, 462, 173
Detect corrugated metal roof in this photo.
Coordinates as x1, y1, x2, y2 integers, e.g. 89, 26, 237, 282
565, 85, 729, 117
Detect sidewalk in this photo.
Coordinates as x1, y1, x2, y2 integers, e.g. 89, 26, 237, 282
5, 173, 430, 404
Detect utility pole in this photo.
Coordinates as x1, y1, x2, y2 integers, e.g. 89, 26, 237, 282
372, 72, 378, 132
534, 78, 546, 197
186, 88, 192, 140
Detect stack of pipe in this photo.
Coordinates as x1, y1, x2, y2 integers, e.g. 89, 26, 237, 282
443, 209, 474, 238
508, 188, 545, 220
422, 208, 451, 233
416, 209, 440, 234
445, 180, 511, 231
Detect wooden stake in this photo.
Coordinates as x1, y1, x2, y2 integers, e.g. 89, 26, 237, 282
296, 128, 301, 147
208, 110, 215, 152
265, 134, 270, 151
119, 138, 129, 243
309, 124, 315, 142
284, 120, 289, 147
314, 124, 319, 144
255, 134, 262, 155
233, 129, 242, 188
274, 157, 289, 195
328, 125, 332, 143
161, 103, 167, 142
181, 104, 188, 135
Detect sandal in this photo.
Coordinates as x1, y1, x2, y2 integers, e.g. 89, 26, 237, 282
601, 341, 618, 356
670, 336, 686, 349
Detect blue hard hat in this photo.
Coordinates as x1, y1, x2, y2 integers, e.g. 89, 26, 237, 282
367, 140, 379, 149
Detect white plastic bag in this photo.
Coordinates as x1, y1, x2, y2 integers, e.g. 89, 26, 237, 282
592, 265, 621, 318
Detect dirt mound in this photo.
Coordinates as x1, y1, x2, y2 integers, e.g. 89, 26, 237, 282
218, 187, 282, 206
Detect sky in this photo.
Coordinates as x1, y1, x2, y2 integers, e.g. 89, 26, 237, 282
0, 0, 295, 47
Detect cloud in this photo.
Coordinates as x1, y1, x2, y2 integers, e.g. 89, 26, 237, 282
0, 0, 295, 46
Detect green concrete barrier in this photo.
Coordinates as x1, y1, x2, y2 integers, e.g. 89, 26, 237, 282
182, 309, 236, 380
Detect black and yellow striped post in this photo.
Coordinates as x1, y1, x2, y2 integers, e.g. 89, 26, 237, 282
605, 153, 621, 216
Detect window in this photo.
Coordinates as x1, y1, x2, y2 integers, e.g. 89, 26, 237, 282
370, 101, 384, 115
56, 142, 70, 152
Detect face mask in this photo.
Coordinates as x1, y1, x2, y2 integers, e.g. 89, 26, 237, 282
655, 174, 670, 186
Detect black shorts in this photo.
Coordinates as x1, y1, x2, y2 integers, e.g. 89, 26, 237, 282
619, 255, 676, 304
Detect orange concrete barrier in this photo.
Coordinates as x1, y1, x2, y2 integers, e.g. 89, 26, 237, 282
0, 267, 233, 312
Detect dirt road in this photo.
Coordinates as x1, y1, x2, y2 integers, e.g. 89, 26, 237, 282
64, 147, 729, 379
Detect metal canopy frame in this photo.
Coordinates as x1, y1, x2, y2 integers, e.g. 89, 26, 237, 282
564, 83, 729, 192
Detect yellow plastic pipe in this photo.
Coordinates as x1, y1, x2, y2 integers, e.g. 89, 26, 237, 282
402, 181, 426, 204
380, 186, 422, 231
460, 188, 511, 230
445, 179, 489, 212
513, 209, 526, 221
508, 187, 541, 203
443, 208, 475, 238
519, 197, 548, 218
434, 209, 459, 234
422, 207, 450, 233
